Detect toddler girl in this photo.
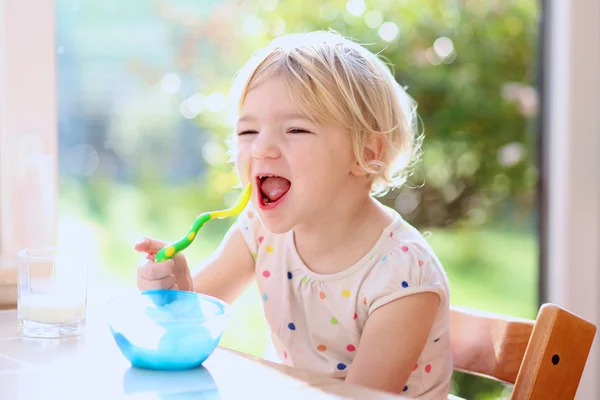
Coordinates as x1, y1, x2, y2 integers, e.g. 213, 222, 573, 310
136, 31, 452, 398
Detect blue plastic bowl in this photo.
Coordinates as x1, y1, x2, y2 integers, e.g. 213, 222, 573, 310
107, 290, 231, 370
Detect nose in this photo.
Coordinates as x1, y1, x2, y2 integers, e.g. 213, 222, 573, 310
250, 131, 281, 160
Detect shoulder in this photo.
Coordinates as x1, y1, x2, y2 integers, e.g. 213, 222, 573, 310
362, 215, 450, 316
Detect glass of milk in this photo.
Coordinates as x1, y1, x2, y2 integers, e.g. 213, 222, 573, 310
17, 247, 88, 338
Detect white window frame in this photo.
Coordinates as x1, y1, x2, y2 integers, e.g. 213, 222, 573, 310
543, 1, 600, 399
0, 0, 58, 303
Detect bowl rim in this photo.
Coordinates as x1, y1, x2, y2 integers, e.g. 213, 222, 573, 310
106, 289, 232, 324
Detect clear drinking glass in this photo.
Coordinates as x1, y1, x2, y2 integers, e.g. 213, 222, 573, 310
17, 247, 88, 338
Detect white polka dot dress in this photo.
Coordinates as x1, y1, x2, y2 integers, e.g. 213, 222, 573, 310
237, 205, 453, 399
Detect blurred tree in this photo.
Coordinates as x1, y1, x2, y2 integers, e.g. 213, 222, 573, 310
134, 0, 539, 231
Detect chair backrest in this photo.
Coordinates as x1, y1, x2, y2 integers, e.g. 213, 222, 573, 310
450, 303, 596, 399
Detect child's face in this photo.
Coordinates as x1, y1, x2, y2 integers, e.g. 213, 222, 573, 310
235, 76, 361, 234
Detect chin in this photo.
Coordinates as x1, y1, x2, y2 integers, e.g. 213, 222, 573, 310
248, 198, 294, 234
257, 213, 295, 235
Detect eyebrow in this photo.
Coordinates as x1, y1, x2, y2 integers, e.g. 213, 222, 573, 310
237, 112, 311, 124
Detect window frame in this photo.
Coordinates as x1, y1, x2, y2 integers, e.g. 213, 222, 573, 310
541, 1, 600, 398
0, 0, 58, 304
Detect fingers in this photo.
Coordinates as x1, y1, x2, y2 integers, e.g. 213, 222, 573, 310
138, 259, 175, 280
135, 237, 182, 292
134, 237, 168, 255
138, 273, 176, 291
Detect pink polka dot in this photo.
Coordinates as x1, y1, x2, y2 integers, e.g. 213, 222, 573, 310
262, 270, 271, 278
418, 260, 424, 267
401, 245, 409, 252
353, 313, 358, 320
258, 236, 264, 244
346, 344, 356, 352
425, 364, 432, 373
413, 363, 418, 371
284, 351, 288, 359
389, 232, 394, 238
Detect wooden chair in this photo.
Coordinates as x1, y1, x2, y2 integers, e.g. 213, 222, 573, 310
450, 303, 596, 399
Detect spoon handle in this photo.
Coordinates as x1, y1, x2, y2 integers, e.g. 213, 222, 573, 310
154, 183, 252, 262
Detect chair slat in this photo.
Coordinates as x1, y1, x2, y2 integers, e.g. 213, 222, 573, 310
512, 304, 596, 399
450, 305, 534, 383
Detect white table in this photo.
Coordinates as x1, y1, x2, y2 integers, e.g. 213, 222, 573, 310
0, 308, 409, 399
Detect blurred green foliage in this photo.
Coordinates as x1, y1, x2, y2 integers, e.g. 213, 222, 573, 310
142, 0, 540, 228
76, 0, 540, 228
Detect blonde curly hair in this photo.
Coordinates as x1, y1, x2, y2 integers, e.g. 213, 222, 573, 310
228, 30, 421, 196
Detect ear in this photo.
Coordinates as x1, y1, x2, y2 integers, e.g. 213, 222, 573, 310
350, 134, 384, 177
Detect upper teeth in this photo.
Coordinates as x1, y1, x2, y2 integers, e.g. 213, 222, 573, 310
259, 175, 276, 179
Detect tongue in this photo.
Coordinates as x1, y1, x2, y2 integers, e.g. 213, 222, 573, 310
261, 177, 291, 202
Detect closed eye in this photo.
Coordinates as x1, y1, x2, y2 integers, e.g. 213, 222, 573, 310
237, 130, 258, 136
288, 128, 312, 134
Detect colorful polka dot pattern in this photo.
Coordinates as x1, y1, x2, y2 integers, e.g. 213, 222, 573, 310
245, 216, 442, 379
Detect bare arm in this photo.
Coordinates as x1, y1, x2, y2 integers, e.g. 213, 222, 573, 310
191, 222, 256, 304
345, 292, 440, 394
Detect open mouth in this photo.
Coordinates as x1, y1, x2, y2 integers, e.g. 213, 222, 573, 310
256, 174, 291, 209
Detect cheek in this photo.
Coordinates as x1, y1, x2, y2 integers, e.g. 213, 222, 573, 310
291, 150, 341, 190
235, 142, 252, 181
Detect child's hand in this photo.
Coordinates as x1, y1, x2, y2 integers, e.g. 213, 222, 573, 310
134, 237, 195, 292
